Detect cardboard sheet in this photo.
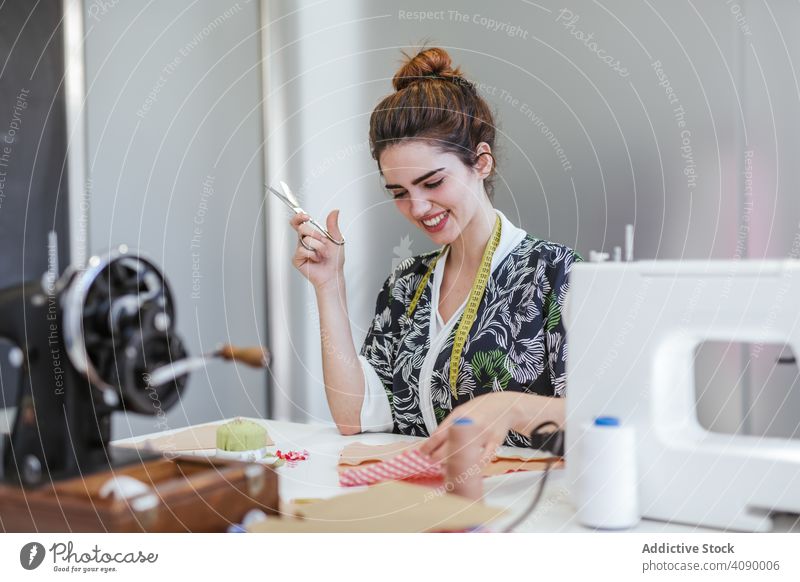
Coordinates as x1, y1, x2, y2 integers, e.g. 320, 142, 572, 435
115, 418, 274, 453
338, 441, 560, 478
482, 457, 563, 476
338, 441, 421, 465
249, 481, 505, 532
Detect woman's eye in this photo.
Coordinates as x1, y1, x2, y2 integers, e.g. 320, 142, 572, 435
424, 178, 445, 189
391, 190, 407, 199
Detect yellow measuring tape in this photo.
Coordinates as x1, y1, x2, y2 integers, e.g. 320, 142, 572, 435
406, 216, 502, 399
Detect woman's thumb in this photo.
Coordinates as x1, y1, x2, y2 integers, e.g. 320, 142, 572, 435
326, 209, 342, 238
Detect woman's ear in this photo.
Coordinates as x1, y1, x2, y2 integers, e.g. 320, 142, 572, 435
474, 142, 494, 179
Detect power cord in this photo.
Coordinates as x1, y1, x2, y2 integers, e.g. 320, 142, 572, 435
501, 421, 564, 532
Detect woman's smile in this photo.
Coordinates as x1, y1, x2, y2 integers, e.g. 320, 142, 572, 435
420, 210, 449, 232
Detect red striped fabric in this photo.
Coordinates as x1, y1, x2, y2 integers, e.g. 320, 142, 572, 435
339, 448, 443, 487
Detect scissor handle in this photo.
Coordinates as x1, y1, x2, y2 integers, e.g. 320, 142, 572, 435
308, 218, 346, 246
269, 183, 346, 245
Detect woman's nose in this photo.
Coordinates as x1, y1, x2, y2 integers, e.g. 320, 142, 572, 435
408, 194, 432, 218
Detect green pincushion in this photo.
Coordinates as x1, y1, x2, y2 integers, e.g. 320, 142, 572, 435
216, 419, 268, 452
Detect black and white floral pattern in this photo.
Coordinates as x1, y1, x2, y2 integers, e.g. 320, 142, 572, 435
360, 236, 580, 447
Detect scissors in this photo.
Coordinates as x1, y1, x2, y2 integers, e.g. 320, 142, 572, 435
267, 181, 346, 246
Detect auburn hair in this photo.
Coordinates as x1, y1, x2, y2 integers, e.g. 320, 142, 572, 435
368, 47, 498, 198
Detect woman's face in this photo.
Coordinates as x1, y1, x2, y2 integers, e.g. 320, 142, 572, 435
379, 141, 492, 246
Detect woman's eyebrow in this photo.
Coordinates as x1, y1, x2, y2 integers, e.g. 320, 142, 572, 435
384, 167, 445, 189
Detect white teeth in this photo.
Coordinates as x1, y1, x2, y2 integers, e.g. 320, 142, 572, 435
422, 212, 447, 227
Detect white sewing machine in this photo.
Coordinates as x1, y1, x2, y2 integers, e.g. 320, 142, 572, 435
564, 260, 800, 531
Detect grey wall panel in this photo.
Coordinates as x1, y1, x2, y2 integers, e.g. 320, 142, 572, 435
744, 0, 800, 260
83, 1, 267, 438
739, 1, 800, 438
354, 0, 744, 268
0, 1, 72, 412
264, 1, 379, 423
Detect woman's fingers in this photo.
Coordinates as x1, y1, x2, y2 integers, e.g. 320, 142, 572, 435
289, 210, 345, 289
289, 212, 310, 231
421, 414, 455, 460
423, 424, 506, 465
482, 431, 507, 462
291, 214, 327, 244
293, 218, 332, 260
421, 428, 449, 461
292, 214, 330, 243
299, 235, 326, 254
297, 220, 324, 240
294, 246, 320, 264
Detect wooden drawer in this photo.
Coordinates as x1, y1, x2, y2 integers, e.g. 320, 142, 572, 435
0, 456, 279, 532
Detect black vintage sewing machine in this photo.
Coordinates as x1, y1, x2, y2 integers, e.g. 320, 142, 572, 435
0, 246, 188, 487
0, 245, 279, 532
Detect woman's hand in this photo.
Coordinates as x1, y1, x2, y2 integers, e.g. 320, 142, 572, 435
419, 392, 522, 463
290, 210, 345, 291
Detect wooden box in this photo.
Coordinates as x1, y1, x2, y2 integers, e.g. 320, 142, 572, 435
0, 456, 279, 532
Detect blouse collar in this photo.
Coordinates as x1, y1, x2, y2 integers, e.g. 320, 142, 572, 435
429, 209, 528, 333
491, 209, 528, 271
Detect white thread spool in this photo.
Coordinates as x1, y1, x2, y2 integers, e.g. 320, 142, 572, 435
575, 416, 639, 529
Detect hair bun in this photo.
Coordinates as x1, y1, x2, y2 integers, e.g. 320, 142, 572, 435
392, 47, 462, 91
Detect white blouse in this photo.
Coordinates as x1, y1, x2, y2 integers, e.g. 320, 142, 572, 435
358, 209, 528, 433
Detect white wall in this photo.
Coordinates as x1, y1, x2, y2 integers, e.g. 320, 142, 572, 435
263, 0, 379, 424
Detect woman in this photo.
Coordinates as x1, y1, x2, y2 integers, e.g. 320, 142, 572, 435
290, 47, 580, 460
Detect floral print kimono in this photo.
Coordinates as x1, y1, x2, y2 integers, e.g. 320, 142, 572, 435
357, 210, 581, 447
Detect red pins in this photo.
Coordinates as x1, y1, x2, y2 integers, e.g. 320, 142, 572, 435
276, 449, 310, 463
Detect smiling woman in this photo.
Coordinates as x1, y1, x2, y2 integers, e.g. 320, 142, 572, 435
288, 47, 581, 458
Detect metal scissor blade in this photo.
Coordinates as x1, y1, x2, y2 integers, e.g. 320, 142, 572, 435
279, 180, 303, 208
267, 185, 301, 213
268, 180, 346, 246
